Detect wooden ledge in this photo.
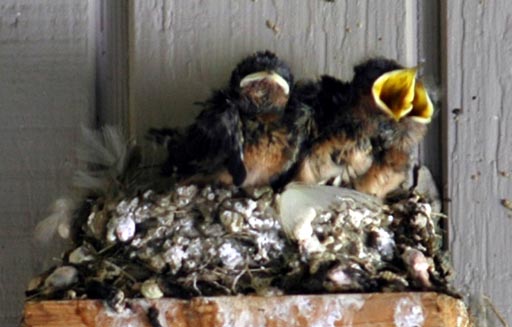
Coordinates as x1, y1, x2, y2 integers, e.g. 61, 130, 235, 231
23, 292, 472, 327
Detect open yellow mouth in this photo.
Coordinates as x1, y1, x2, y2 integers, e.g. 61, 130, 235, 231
372, 68, 433, 124
409, 80, 434, 123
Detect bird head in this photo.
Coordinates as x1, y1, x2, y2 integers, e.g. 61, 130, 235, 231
230, 51, 293, 109
371, 68, 434, 124
351, 58, 434, 124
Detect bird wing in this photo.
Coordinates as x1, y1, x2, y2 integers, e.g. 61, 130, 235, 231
189, 90, 246, 185
148, 91, 246, 185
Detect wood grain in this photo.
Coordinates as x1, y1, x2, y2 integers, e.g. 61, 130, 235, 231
443, 0, 512, 325
95, 0, 130, 132
22, 293, 471, 327
0, 0, 95, 326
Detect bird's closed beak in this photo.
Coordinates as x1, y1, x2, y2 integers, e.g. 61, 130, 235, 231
240, 71, 290, 95
372, 68, 433, 124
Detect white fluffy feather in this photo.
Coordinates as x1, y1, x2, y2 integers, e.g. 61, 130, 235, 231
34, 198, 76, 243
73, 125, 129, 195
35, 126, 132, 243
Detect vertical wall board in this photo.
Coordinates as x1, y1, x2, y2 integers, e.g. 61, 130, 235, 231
444, 0, 512, 325
417, 0, 442, 186
0, 1, 95, 326
95, 0, 130, 132
130, 0, 417, 139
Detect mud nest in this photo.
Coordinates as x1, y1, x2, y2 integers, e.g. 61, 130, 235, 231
27, 176, 455, 308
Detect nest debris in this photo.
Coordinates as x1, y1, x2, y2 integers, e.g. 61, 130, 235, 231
27, 179, 455, 309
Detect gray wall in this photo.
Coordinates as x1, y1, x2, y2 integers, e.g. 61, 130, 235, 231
0, 1, 95, 325
1, 1, 510, 325
130, 1, 418, 136
444, 1, 512, 325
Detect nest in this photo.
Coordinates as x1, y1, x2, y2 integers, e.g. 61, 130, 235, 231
27, 176, 455, 309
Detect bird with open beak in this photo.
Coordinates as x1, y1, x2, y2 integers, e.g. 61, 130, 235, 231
294, 58, 434, 198
149, 51, 312, 189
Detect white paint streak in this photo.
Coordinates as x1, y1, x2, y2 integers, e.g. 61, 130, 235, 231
97, 300, 171, 327
215, 294, 365, 327
393, 297, 424, 327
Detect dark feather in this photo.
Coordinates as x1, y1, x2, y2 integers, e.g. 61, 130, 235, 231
149, 51, 312, 189
351, 57, 402, 92
229, 50, 293, 90
148, 89, 245, 183
295, 58, 432, 198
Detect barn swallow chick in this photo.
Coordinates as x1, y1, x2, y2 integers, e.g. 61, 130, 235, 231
295, 58, 434, 198
149, 51, 311, 189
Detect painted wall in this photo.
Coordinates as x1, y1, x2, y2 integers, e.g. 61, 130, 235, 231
444, 1, 512, 325
1, 1, 510, 325
0, 1, 94, 325
130, 1, 418, 136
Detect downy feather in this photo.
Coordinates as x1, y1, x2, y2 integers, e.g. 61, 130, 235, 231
35, 126, 136, 243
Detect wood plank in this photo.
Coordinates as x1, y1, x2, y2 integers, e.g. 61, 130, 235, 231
22, 293, 471, 327
0, 0, 95, 326
95, 0, 130, 132
443, 0, 512, 325
417, 0, 442, 185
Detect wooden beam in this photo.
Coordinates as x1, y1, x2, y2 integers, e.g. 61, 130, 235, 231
417, 0, 442, 186
22, 293, 471, 327
95, 0, 130, 133
443, 0, 512, 325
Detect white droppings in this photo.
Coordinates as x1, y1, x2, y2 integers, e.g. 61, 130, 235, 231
293, 297, 314, 315
219, 242, 244, 269
44, 266, 78, 289
106, 216, 136, 243
68, 245, 95, 264
327, 266, 354, 287
98, 300, 173, 327
216, 294, 365, 327
334, 296, 365, 326
140, 279, 164, 299
103, 305, 133, 319
163, 245, 186, 273
115, 216, 136, 242
373, 228, 395, 258
394, 297, 425, 327
347, 208, 364, 227
311, 305, 342, 327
